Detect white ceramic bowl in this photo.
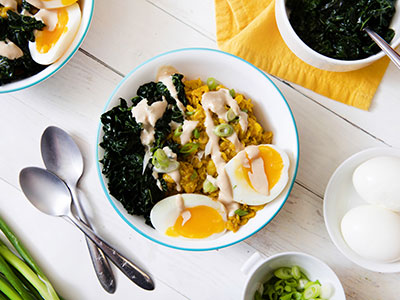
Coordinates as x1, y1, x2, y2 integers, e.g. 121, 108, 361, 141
275, 0, 400, 72
96, 48, 299, 251
0, 0, 94, 93
324, 147, 400, 272
241, 252, 346, 300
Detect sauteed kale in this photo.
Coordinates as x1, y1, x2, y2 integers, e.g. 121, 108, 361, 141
100, 75, 185, 223
0, 8, 45, 85
286, 0, 396, 60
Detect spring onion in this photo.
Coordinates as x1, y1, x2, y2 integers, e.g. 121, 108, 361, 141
206, 77, 218, 90
180, 142, 199, 154
274, 267, 293, 280
229, 88, 236, 98
185, 111, 195, 116
193, 128, 200, 139
304, 284, 321, 299
226, 108, 237, 122
203, 178, 218, 193
234, 208, 249, 217
152, 149, 170, 169
291, 266, 301, 280
213, 124, 234, 137
174, 125, 183, 137
190, 170, 198, 180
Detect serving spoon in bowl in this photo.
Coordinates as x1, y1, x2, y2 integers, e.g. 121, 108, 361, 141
40, 126, 116, 293
19, 167, 155, 291
364, 27, 400, 69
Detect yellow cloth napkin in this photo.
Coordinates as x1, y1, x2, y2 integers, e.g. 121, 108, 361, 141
215, 0, 391, 110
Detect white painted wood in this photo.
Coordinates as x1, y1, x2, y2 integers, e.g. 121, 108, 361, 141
0, 0, 399, 299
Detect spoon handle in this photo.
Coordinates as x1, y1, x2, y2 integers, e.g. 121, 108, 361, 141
66, 214, 155, 291
364, 28, 400, 70
69, 187, 116, 293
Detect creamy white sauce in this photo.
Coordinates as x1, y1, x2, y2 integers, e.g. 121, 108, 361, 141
0, 40, 23, 60
169, 169, 181, 192
34, 9, 58, 31
157, 66, 186, 113
163, 146, 177, 160
26, 0, 46, 9
176, 194, 184, 212
0, 0, 17, 10
181, 210, 191, 226
206, 175, 218, 187
152, 171, 163, 190
180, 120, 198, 145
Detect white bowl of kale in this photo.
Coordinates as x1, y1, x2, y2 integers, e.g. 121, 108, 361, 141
0, 0, 93, 93
96, 48, 299, 251
275, 0, 400, 72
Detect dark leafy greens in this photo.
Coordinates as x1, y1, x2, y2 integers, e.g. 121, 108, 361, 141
100, 75, 185, 223
286, 0, 396, 60
0, 8, 45, 85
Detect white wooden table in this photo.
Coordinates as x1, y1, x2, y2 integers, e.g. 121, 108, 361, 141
1, 1, 399, 299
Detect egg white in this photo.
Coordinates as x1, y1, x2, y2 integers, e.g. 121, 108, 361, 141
150, 194, 227, 240
29, 3, 81, 65
225, 144, 290, 205
29, 0, 78, 9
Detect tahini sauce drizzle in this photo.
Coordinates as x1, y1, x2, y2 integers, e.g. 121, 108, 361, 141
33, 9, 58, 31
201, 88, 249, 215
0, 40, 23, 60
180, 120, 198, 145
0, 0, 17, 10
157, 65, 186, 113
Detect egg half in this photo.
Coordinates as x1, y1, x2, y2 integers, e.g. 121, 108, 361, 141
341, 205, 400, 262
29, 3, 81, 65
353, 156, 400, 212
33, 0, 78, 9
150, 194, 227, 239
225, 144, 290, 205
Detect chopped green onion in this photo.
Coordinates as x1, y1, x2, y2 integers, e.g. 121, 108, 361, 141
293, 292, 303, 300
304, 284, 321, 299
190, 170, 198, 180
291, 266, 301, 280
213, 124, 234, 137
298, 278, 309, 290
180, 142, 199, 154
203, 178, 218, 193
226, 108, 237, 122
229, 88, 236, 97
152, 149, 170, 168
174, 125, 183, 137
274, 267, 293, 280
186, 111, 195, 116
285, 278, 298, 287
207, 77, 218, 90
241, 108, 248, 113
281, 293, 293, 300
284, 285, 291, 292
193, 128, 200, 139
234, 208, 249, 217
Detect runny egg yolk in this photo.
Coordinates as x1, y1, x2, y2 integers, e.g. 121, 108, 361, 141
165, 205, 226, 239
36, 7, 69, 54
241, 145, 284, 192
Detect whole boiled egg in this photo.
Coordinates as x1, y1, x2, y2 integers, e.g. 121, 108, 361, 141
225, 144, 290, 205
29, 3, 81, 65
150, 194, 227, 239
27, 0, 78, 9
353, 156, 400, 212
341, 205, 400, 262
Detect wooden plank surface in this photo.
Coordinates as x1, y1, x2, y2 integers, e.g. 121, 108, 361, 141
0, 0, 398, 299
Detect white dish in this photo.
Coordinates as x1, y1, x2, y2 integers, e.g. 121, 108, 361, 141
324, 147, 400, 272
241, 252, 346, 300
275, 0, 400, 72
96, 48, 299, 251
0, 0, 94, 93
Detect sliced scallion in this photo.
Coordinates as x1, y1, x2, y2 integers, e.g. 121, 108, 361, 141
229, 88, 236, 98
303, 284, 321, 299
180, 142, 199, 154
226, 108, 237, 122
206, 77, 218, 90
193, 128, 200, 139
274, 267, 293, 280
174, 125, 183, 137
291, 266, 301, 280
152, 149, 170, 169
203, 178, 218, 193
213, 124, 234, 137
186, 111, 195, 116
234, 208, 249, 217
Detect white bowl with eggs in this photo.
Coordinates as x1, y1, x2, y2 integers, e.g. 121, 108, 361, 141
96, 48, 299, 251
324, 147, 400, 272
241, 252, 346, 300
275, 0, 400, 72
0, 0, 94, 93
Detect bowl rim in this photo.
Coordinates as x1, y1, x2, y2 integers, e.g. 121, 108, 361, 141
0, 0, 95, 94
277, 0, 399, 65
96, 47, 300, 251
323, 147, 400, 272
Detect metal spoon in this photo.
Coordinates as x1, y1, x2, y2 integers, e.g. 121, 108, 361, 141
40, 126, 116, 293
364, 28, 400, 70
19, 167, 155, 291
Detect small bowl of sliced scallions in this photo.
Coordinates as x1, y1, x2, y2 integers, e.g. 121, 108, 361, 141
241, 252, 346, 300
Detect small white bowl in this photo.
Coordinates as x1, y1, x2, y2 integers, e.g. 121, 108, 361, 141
324, 147, 400, 272
241, 252, 346, 300
275, 0, 400, 72
0, 0, 94, 93
96, 48, 299, 251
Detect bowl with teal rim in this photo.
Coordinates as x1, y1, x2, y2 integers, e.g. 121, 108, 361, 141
96, 48, 299, 251
0, 0, 94, 93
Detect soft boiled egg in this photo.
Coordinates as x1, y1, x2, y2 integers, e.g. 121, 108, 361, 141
225, 144, 290, 205
150, 194, 227, 239
353, 156, 400, 212
29, 3, 81, 65
27, 0, 78, 9
341, 205, 400, 262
